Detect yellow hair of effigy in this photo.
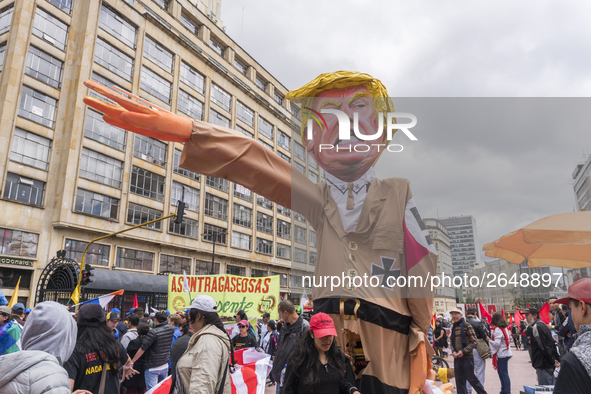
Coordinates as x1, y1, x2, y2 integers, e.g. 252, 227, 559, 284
286, 71, 396, 144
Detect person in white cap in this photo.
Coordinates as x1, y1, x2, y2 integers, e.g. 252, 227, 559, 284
174, 295, 233, 394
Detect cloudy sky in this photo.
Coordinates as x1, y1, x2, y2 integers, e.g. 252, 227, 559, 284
222, 1, 590, 259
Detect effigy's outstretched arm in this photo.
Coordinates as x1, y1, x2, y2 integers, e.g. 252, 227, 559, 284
84, 81, 300, 209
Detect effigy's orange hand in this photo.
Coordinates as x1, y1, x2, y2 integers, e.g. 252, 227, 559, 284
82, 80, 192, 143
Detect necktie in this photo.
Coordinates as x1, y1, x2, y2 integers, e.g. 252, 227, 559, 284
347, 182, 354, 210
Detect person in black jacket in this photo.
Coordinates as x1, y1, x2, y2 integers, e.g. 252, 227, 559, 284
282, 313, 359, 394
265, 320, 280, 387
524, 307, 560, 385
465, 307, 490, 392
232, 320, 258, 349
130, 312, 175, 390
168, 324, 194, 394
123, 322, 150, 394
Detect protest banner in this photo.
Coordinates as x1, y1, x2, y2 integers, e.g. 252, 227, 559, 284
168, 274, 280, 319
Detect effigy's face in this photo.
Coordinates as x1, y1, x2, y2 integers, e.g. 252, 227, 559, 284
306, 85, 383, 181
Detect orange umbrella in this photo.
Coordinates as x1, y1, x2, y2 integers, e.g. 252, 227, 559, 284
483, 211, 591, 268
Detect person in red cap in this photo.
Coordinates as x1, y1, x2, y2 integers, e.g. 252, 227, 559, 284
232, 320, 258, 349
281, 313, 360, 394
553, 278, 591, 394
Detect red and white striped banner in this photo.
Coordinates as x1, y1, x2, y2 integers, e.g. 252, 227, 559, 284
145, 348, 271, 394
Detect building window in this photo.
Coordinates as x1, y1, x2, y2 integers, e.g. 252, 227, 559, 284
171, 181, 199, 211
48, 0, 74, 14
251, 269, 267, 277
256, 238, 273, 255
232, 204, 252, 228
236, 125, 253, 138
256, 212, 273, 234
310, 230, 317, 248
259, 139, 273, 151
290, 104, 300, 118
130, 166, 165, 201
255, 75, 265, 90
25, 46, 63, 88
209, 109, 230, 128
278, 131, 290, 150
209, 38, 224, 56
19, 86, 57, 128
234, 58, 247, 75
140, 67, 171, 103
4, 173, 45, 207
234, 184, 252, 201
290, 274, 302, 288
270, 271, 287, 286
152, 0, 169, 11
74, 188, 119, 219
206, 176, 228, 192
180, 61, 205, 93
84, 109, 126, 151
310, 251, 317, 265
232, 231, 251, 250
160, 254, 191, 274
204, 193, 228, 220
210, 83, 231, 112
134, 134, 167, 166
294, 212, 306, 223
0, 228, 39, 258
294, 248, 306, 263
79, 148, 123, 188
10, 128, 52, 171
88, 73, 129, 106
308, 171, 318, 184
127, 202, 162, 229
144, 36, 173, 73
294, 225, 306, 244
64, 239, 109, 266
294, 162, 305, 175
196, 260, 220, 275
277, 243, 290, 259
258, 116, 273, 140
226, 264, 245, 276
32, 8, 68, 51
0, 43, 6, 72
99, 5, 136, 48
203, 223, 226, 244
173, 149, 199, 181
274, 92, 283, 106
236, 101, 254, 126
116, 247, 154, 271
277, 205, 291, 216
308, 155, 318, 169
278, 151, 290, 163
94, 38, 133, 81
169, 217, 199, 238
178, 90, 203, 120
0, 6, 13, 36
257, 195, 273, 209
294, 142, 305, 160
180, 13, 198, 35
277, 219, 291, 240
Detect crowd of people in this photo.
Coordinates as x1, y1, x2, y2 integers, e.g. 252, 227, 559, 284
1, 278, 590, 393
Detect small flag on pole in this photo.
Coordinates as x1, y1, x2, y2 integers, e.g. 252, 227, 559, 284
132, 293, 138, 309
8, 276, 21, 308
73, 289, 124, 309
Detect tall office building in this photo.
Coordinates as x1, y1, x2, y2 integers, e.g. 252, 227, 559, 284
0, 0, 321, 307
439, 215, 479, 277
572, 155, 591, 212
424, 218, 456, 314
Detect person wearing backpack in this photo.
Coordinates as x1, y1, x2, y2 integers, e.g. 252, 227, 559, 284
264, 320, 279, 387
433, 320, 446, 358
524, 307, 560, 385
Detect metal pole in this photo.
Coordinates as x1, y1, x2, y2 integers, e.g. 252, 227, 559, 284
211, 232, 217, 275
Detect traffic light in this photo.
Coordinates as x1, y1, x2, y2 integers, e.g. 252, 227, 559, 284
81, 264, 95, 286
175, 201, 186, 224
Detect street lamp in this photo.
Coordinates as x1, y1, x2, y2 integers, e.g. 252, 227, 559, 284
202, 230, 227, 275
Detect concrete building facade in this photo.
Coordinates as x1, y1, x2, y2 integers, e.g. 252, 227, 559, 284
439, 215, 479, 277
424, 218, 456, 315
0, 0, 321, 308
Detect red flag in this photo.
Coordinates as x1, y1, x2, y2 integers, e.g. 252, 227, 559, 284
132, 294, 138, 309
431, 312, 437, 330
539, 302, 551, 324
501, 308, 505, 320
527, 303, 530, 308
478, 301, 492, 321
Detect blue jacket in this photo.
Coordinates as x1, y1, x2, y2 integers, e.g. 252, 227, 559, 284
558, 315, 576, 350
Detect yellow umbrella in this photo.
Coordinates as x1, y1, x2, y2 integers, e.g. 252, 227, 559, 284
483, 211, 591, 268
